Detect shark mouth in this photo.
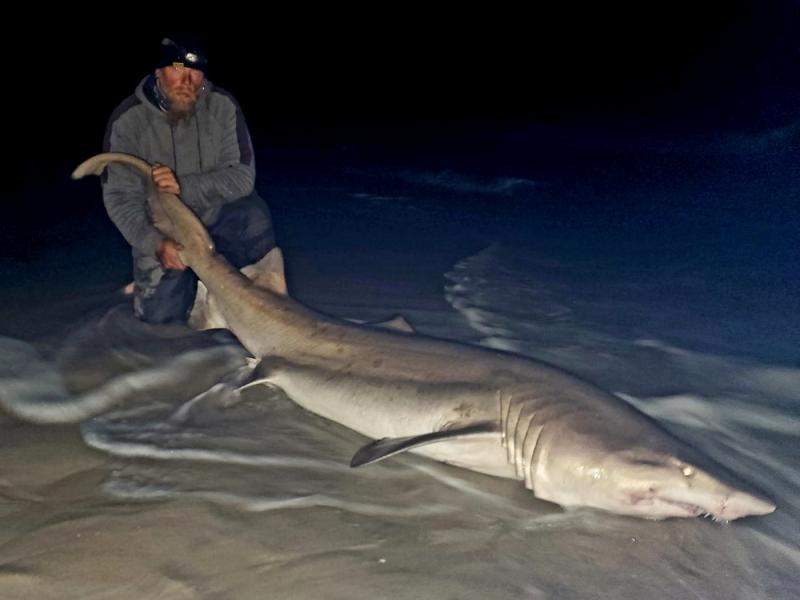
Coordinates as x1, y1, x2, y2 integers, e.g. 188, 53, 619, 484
634, 489, 774, 521
653, 497, 718, 520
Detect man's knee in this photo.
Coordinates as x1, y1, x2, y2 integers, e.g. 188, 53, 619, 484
135, 294, 193, 324
211, 194, 276, 268
133, 257, 198, 325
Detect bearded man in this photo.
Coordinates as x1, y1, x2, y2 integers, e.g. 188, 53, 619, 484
102, 34, 275, 324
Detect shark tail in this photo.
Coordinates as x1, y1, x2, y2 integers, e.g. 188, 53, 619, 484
73, 152, 215, 265
72, 152, 152, 180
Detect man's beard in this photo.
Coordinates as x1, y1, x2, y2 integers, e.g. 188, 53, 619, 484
164, 89, 198, 124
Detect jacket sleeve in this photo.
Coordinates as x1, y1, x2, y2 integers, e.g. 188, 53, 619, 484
179, 96, 256, 213
101, 113, 164, 256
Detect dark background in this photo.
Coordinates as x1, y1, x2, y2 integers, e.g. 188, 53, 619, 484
4, 2, 799, 247
11, 4, 800, 146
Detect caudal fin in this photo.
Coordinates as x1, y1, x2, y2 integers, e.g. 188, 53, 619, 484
72, 152, 152, 180
73, 152, 214, 263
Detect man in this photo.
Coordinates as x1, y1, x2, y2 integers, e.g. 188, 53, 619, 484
102, 35, 275, 324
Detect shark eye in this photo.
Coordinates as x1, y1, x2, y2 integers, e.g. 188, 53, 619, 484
681, 466, 695, 477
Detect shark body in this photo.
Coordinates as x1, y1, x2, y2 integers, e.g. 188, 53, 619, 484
69, 152, 776, 520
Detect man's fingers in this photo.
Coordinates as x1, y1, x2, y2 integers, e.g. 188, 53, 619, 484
164, 256, 186, 271
155, 182, 181, 194
156, 240, 187, 271
151, 167, 181, 194
167, 247, 186, 270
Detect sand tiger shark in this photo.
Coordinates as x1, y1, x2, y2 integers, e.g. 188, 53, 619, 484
68, 152, 775, 521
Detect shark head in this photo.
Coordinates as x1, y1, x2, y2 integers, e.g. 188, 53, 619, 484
536, 443, 775, 521
600, 450, 775, 520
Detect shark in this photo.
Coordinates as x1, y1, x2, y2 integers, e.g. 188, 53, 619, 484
70, 152, 776, 520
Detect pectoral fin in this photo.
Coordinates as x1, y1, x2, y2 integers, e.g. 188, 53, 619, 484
350, 422, 498, 468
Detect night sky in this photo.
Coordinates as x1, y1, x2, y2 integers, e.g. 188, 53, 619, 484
13, 4, 800, 139
4, 2, 799, 248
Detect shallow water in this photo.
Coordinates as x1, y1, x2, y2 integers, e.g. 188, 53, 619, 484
1, 125, 798, 598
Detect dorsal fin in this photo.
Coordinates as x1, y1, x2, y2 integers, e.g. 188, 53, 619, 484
346, 314, 416, 333
241, 247, 288, 296
369, 314, 415, 333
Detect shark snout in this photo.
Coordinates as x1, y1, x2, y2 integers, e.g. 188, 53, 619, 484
718, 490, 776, 520
639, 463, 776, 521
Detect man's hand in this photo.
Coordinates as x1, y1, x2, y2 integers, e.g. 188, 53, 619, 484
152, 164, 181, 195
156, 239, 186, 270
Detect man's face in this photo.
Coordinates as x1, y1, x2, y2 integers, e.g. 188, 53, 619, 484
156, 65, 205, 118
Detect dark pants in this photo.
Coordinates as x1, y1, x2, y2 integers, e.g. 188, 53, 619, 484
133, 193, 275, 324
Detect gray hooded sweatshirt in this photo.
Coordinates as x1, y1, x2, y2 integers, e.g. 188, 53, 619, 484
102, 75, 259, 257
